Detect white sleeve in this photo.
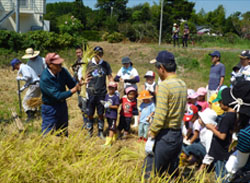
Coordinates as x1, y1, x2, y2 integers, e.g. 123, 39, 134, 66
78, 67, 83, 81
42, 57, 47, 69
226, 150, 249, 174
193, 120, 202, 132
117, 68, 122, 77
131, 68, 139, 77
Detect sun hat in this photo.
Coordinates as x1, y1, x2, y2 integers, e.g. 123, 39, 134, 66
183, 104, 198, 122
137, 90, 153, 100
144, 71, 155, 78
125, 86, 136, 95
45, 53, 64, 65
198, 108, 217, 125
150, 50, 175, 64
108, 81, 117, 88
10, 58, 21, 71
187, 89, 198, 99
222, 81, 250, 116
22, 48, 40, 59
209, 51, 221, 58
197, 87, 207, 96
212, 85, 228, 103
239, 50, 250, 59
121, 56, 132, 65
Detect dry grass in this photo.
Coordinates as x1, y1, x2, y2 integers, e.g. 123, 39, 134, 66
0, 42, 228, 182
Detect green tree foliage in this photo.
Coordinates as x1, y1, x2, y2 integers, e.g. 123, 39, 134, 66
58, 15, 84, 36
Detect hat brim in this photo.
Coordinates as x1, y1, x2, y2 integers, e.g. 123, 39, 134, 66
239, 55, 249, 59
52, 58, 64, 65
137, 96, 153, 100
150, 59, 157, 64
212, 98, 221, 103
22, 51, 40, 59
183, 114, 193, 122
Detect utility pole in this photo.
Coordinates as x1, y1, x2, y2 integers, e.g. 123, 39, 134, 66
159, 0, 164, 45
16, 0, 20, 33
111, 6, 113, 18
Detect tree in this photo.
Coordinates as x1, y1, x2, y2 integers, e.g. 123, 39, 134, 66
96, 0, 128, 21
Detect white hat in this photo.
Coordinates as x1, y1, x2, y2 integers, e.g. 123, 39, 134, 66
22, 48, 40, 59
144, 71, 155, 78
198, 108, 217, 125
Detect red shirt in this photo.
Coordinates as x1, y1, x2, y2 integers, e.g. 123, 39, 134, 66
120, 96, 137, 118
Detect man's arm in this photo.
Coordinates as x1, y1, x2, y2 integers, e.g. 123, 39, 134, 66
219, 76, 224, 87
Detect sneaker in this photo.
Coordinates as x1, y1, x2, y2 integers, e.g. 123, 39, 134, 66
138, 137, 143, 142
143, 138, 147, 143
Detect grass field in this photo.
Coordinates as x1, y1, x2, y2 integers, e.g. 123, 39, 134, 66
0, 41, 244, 182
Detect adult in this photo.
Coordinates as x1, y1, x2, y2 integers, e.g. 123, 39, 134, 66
236, 50, 250, 82
182, 24, 190, 48
22, 48, 46, 77
86, 46, 113, 138
72, 46, 84, 82
172, 23, 180, 47
114, 56, 140, 90
11, 58, 40, 122
143, 50, 187, 179
207, 51, 225, 101
40, 53, 81, 136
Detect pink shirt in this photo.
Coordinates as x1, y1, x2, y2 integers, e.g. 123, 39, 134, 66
197, 101, 209, 112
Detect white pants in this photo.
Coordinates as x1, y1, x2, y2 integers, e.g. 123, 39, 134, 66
22, 84, 41, 112
207, 89, 216, 102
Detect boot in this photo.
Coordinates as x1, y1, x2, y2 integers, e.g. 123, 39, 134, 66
98, 130, 105, 140
86, 119, 94, 138
25, 110, 34, 122
103, 137, 112, 146
112, 133, 118, 142
132, 115, 138, 128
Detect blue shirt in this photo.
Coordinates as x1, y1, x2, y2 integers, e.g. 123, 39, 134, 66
105, 94, 120, 119
208, 63, 225, 90
40, 68, 76, 105
139, 102, 155, 124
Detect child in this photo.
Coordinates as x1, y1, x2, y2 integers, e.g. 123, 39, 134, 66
187, 89, 198, 105
143, 71, 158, 104
230, 65, 241, 86
206, 87, 236, 182
137, 90, 155, 142
103, 82, 120, 146
197, 87, 209, 111
118, 86, 138, 139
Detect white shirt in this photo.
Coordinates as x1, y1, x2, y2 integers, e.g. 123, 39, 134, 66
117, 67, 139, 88
17, 64, 39, 88
27, 56, 46, 77
238, 65, 250, 81
200, 127, 213, 153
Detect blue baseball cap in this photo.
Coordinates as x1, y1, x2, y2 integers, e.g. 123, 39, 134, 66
209, 51, 221, 58
122, 56, 132, 64
150, 50, 175, 64
10, 58, 21, 71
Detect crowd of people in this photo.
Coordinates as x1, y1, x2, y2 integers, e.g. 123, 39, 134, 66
10, 46, 250, 182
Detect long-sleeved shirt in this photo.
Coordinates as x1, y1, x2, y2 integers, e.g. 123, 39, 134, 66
17, 63, 39, 88
40, 67, 76, 105
27, 56, 46, 77
150, 74, 187, 137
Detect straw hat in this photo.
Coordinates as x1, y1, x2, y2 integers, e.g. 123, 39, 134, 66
137, 90, 153, 100
22, 48, 40, 59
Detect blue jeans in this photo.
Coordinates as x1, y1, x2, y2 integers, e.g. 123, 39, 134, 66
182, 141, 206, 160
41, 102, 68, 136
138, 122, 150, 138
142, 129, 183, 178
215, 160, 227, 183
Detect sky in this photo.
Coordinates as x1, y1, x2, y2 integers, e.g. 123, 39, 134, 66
46, 0, 250, 17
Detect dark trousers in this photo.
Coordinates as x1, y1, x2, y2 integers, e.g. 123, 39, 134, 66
182, 35, 188, 47
142, 129, 183, 179
41, 101, 68, 136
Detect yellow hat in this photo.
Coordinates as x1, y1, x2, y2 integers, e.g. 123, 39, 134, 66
22, 48, 40, 59
137, 90, 153, 100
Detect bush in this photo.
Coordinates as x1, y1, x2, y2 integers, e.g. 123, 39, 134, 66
81, 30, 102, 41
101, 32, 110, 41
107, 32, 124, 43
58, 15, 84, 36
0, 30, 23, 51
224, 32, 240, 43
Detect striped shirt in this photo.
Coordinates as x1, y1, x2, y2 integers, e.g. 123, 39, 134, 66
150, 74, 187, 136
237, 125, 250, 171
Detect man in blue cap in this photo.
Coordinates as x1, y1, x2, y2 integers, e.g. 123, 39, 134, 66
143, 50, 187, 179
207, 51, 225, 101
11, 58, 40, 122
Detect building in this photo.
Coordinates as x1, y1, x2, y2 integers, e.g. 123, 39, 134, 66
0, 0, 48, 33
